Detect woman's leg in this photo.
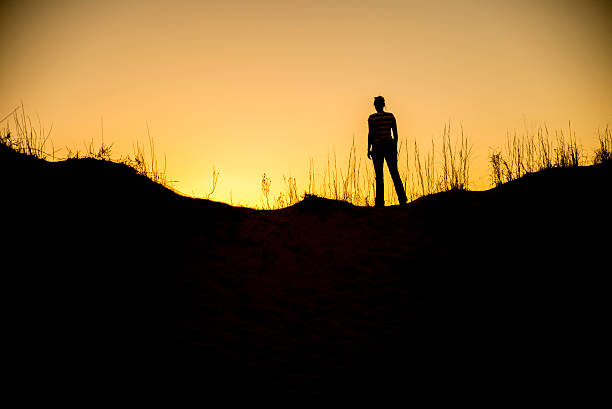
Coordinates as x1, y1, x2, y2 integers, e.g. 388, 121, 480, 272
372, 147, 385, 207
385, 145, 408, 204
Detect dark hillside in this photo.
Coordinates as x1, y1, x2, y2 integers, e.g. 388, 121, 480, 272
2, 146, 610, 399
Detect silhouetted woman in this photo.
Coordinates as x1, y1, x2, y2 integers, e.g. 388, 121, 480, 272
368, 96, 407, 207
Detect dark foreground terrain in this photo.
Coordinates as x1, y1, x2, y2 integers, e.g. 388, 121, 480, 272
2, 143, 610, 400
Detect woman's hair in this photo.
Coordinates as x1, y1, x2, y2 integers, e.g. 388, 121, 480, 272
374, 96, 385, 107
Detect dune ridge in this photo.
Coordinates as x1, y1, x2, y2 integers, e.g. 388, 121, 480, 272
2, 146, 610, 398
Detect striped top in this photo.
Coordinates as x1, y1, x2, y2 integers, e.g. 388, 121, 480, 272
368, 112, 396, 145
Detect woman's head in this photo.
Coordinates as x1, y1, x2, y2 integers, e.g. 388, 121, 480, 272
374, 96, 385, 111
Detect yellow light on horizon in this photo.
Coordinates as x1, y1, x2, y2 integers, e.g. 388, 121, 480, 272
1, 0, 610, 207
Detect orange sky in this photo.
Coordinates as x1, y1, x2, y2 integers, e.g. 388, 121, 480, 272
2, 0, 611, 206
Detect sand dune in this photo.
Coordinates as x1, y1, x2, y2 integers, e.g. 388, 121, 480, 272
2, 144, 610, 399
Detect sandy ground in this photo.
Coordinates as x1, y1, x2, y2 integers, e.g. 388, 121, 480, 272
2, 145, 610, 399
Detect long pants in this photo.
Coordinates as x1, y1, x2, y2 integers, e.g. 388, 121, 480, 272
372, 141, 407, 207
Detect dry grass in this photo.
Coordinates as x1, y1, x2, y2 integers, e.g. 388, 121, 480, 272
3, 105, 608, 209
260, 122, 472, 208
0, 103, 55, 160
1, 105, 172, 188
1, 105, 474, 209
489, 122, 592, 187
122, 129, 170, 186
407, 122, 471, 198
594, 125, 612, 165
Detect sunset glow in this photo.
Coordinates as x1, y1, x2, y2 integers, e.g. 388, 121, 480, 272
2, 0, 611, 206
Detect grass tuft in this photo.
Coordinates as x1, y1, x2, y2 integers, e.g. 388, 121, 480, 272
593, 125, 612, 165
261, 122, 472, 208
0, 103, 55, 160
489, 122, 589, 187
1, 105, 173, 189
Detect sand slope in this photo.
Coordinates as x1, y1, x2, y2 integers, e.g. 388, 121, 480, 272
2, 145, 610, 399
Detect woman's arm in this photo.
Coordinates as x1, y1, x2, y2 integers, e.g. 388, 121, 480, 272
392, 115, 398, 143
367, 117, 373, 158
